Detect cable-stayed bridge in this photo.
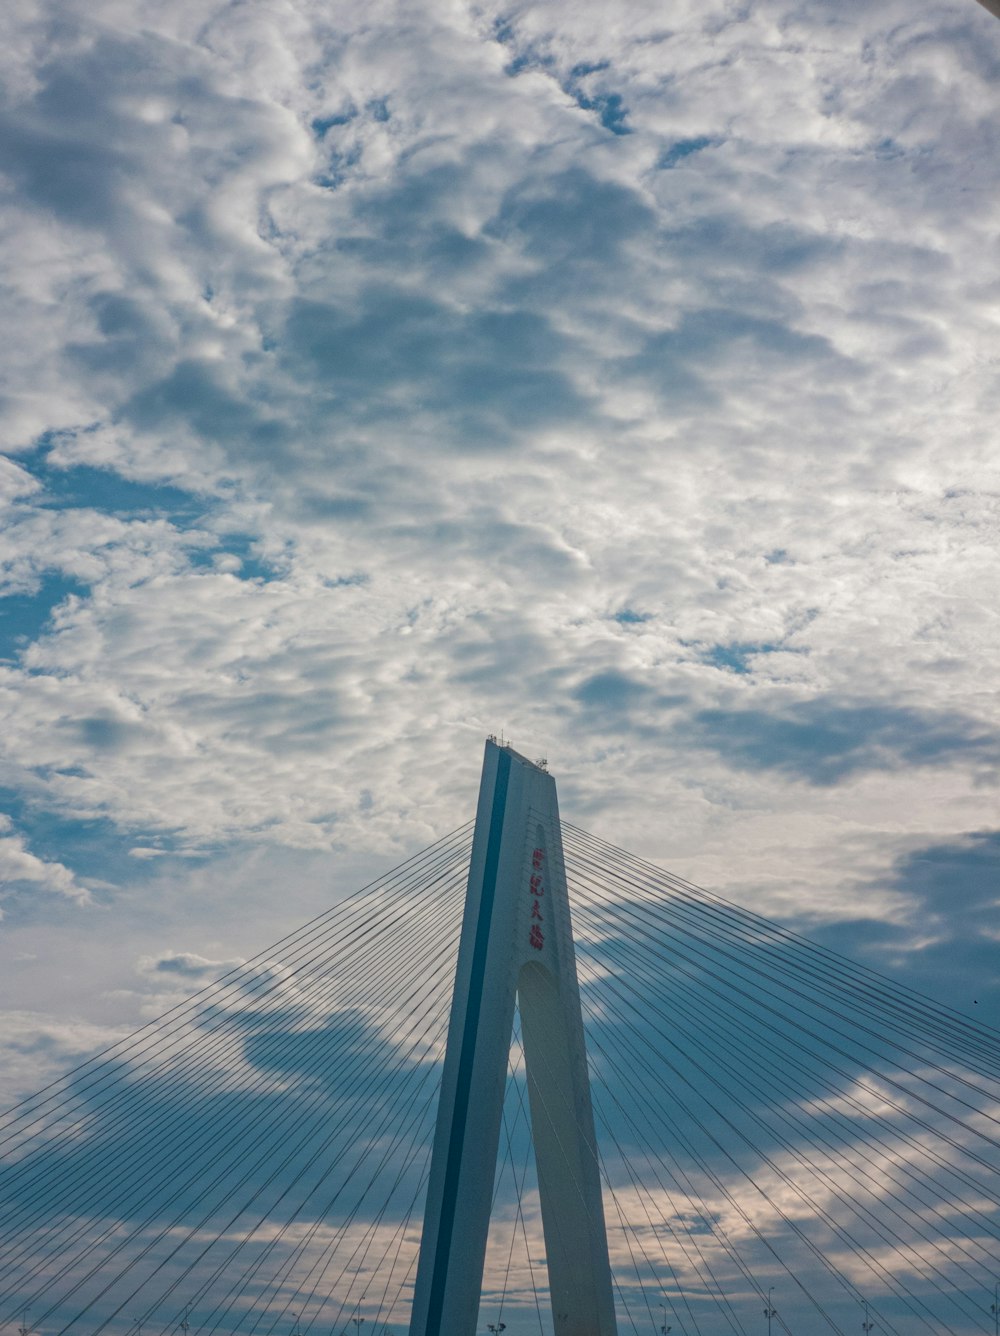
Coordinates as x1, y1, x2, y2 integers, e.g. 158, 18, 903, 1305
2, 741, 999, 1336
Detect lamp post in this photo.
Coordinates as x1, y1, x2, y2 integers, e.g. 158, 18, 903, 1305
763, 1288, 776, 1336
660, 1299, 672, 1334
991, 1280, 999, 1336
486, 1325, 506, 1334
862, 1299, 875, 1333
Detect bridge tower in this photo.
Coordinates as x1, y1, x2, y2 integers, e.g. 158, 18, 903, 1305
408, 740, 618, 1336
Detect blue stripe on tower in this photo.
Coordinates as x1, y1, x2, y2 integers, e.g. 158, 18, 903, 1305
424, 746, 512, 1336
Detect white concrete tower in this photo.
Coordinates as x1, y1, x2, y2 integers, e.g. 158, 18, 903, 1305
408, 740, 618, 1336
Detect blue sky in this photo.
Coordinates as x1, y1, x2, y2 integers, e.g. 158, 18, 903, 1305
1, 0, 1000, 1329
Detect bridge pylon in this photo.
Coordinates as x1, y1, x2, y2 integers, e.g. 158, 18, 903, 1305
408, 739, 618, 1336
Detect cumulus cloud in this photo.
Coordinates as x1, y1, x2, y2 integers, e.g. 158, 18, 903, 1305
681, 695, 1000, 784
0, 814, 90, 905
0, 0, 994, 997
136, 950, 244, 978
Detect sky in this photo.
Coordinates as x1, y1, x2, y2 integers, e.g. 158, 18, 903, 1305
1, 0, 1000, 1328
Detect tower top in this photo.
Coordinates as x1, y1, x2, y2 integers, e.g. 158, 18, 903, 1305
484, 735, 549, 773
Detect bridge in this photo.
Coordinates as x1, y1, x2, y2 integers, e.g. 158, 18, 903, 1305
1, 740, 999, 1336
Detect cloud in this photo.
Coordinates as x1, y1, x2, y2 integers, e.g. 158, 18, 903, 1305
682, 695, 1000, 784
137, 951, 244, 979
0, 814, 91, 905
812, 828, 1000, 1019
0, 0, 994, 905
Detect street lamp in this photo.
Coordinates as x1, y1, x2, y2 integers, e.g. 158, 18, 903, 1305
660, 1299, 672, 1333
862, 1299, 875, 1333
486, 1325, 506, 1334
991, 1280, 999, 1336
763, 1287, 776, 1336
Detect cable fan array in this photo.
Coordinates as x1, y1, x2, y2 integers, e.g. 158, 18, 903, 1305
1, 819, 999, 1336
0, 825, 474, 1336
559, 822, 1000, 1336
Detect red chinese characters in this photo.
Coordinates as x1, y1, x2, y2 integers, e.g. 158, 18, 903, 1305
529, 847, 545, 950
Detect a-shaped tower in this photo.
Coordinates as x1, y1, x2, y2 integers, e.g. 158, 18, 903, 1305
408, 740, 618, 1336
